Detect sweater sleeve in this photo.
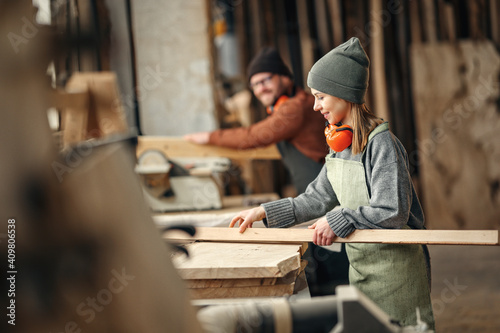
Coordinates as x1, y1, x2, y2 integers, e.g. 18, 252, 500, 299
208, 98, 305, 149
261, 166, 339, 228
327, 133, 416, 238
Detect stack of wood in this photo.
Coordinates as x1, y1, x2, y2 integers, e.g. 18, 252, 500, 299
171, 239, 309, 300
166, 226, 499, 301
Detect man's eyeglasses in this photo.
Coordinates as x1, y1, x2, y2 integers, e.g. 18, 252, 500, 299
249, 75, 274, 90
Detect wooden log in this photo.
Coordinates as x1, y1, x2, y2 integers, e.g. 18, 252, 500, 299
137, 136, 281, 160
164, 227, 500, 246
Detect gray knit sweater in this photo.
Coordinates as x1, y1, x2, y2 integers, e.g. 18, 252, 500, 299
261, 129, 425, 238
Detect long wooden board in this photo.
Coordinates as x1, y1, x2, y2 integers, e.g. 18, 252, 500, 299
137, 136, 281, 160
164, 227, 499, 246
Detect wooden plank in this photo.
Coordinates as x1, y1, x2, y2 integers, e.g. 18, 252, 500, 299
248, 0, 264, 50
314, 0, 332, 54
164, 227, 500, 246
409, 0, 423, 44
137, 136, 281, 160
61, 79, 90, 147
50, 89, 90, 110
328, 0, 344, 47
186, 277, 278, 288
410, 42, 500, 231
171, 242, 302, 279
70, 72, 128, 137
185, 262, 304, 288
491, 0, 500, 46
370, 0, 390, 122
87, 72, 128, 136
296, 0, 315, 87
187, 283, 295, 299
438, 0, 456, 42
422, 0, 438, 42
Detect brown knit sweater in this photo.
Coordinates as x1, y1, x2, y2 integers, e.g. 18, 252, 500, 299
209, 87, 328, 162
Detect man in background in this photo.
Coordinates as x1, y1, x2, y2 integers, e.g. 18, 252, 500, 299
184, 47, 326, 194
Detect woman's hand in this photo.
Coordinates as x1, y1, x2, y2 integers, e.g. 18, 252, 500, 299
308, 217, 337, 246
229, 206, 266, 233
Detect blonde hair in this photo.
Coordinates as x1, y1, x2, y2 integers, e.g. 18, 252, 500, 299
350, 104, 384, 155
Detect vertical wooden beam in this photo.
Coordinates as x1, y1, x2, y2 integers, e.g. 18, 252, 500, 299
281, 1, 304, 87
248, 0, 264, 50
491, 0, 500, 46
233, 0, 250, 77
314, 0, 332, 55
409, 0, 423, 44
443, 1, 457, 42
327, 0, 344, 47
296, 0, 315, 86
69, 0, 80, 72
274, 0, 291, 68
369, 0, 390, 122
263, 0, 275, 46
76, 0, 99, 70
422, 0, 438, 42
467, 0, 481, 39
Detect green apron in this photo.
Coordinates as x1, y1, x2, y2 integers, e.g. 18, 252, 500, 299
325, 123, 435, 328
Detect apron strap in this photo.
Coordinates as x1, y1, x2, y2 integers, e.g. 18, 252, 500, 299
368, 121, 390, 141
361, 122, 390, 157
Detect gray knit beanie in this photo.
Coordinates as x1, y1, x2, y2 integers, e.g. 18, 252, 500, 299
307, 37, 369, 104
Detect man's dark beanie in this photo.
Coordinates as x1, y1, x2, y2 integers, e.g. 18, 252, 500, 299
307, 37, 369, 104
247, 47, 293, 81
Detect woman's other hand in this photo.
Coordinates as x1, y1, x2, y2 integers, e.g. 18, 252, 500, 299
229, 206, 266, 233
309, 217, 337, 246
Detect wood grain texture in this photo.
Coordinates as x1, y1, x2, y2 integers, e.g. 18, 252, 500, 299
185, 260, 305, 288
187, 284, 295, 299
137, 136, 281, 160
172, 242, 302, 279
164, 227, 499, 246
410, 41, 500, 231
186, 277, 278, 288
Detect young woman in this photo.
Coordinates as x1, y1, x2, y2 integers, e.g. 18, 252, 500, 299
229, 37, 435, 328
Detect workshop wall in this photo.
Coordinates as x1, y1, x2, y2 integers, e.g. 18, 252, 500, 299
130, 0, 218, 136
